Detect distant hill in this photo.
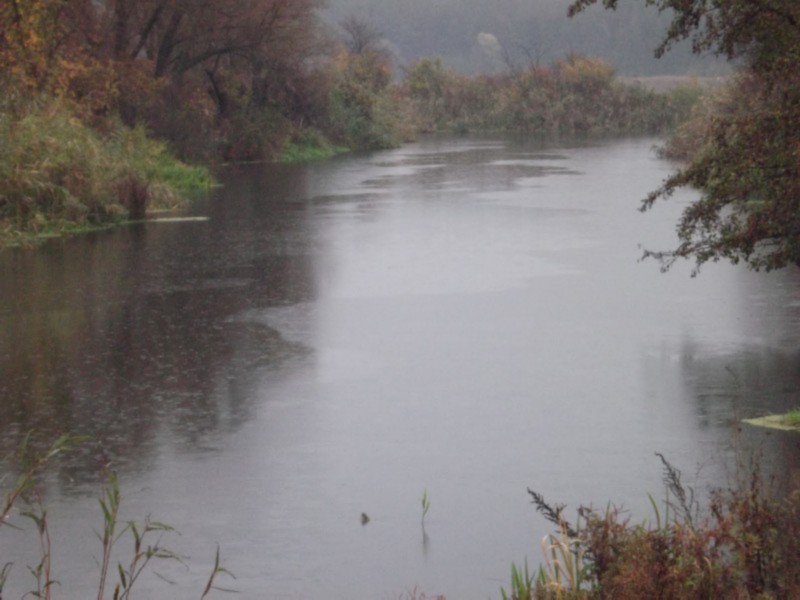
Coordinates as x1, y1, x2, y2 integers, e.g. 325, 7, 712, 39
321, 0, 728, 76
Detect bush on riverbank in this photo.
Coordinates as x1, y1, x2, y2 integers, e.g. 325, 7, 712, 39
506, 455, 800, 599
0, 99, 211, 246
399, 55, 705, 135
325, 50, 416, 151
658, 76, 741, 162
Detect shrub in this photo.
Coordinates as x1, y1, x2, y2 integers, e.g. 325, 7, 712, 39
659, 81, 731, 161
325, 50, 406, 150
398, 54, 705, 137
508, 454, 800, 599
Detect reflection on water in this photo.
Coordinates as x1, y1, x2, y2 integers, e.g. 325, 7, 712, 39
0, 164, 317, 481
1, 136, 799, 598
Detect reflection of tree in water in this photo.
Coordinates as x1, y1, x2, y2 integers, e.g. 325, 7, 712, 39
675, 340, 800, 496
0, 163, 317, 488
638, 265, 800, 496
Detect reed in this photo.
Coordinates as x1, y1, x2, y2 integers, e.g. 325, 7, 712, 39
421, 490, 431, 527
0, 434, 233, 598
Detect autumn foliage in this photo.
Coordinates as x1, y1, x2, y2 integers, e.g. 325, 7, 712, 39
0, 0, 707, 243
400, 55, 700, 136
0, 0, 329, 157
515, 458, 800, 599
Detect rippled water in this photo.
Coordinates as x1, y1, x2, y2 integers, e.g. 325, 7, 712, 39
1, 136, 799, 598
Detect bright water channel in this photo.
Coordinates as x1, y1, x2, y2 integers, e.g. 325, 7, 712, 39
1, 136, 800, 599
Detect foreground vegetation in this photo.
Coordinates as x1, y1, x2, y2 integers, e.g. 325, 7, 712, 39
1, 434, 233, 598
504, 454, 800, 599
5, 436, 799, 599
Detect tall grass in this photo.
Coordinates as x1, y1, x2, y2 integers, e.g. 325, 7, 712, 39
1, 433, 234, 598
0, 98, 211, 245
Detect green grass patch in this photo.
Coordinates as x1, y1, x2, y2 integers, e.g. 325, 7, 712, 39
280, 128, 348, 163
111, 126, 214, 198
783, 409, 800, 426
743, 411, 800, 431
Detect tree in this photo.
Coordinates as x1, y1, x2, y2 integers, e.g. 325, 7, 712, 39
81, 0, 329, 158
340, 15, 382, 55
569, 0, 800, 272
0, 0, 93, 94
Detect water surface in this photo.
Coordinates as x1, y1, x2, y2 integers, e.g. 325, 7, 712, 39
1, 136, 799, 599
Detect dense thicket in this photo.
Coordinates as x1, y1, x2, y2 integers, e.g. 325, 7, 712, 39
571, 0, 800, 272
0, 0, 321, 240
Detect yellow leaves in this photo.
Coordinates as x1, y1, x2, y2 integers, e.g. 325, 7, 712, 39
25, 30, 43, 50
559, 55, 615, 89
0, 0, 73, 92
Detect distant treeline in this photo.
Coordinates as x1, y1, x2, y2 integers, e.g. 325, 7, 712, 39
0, 1, 704, 244
399, 56, 703, 136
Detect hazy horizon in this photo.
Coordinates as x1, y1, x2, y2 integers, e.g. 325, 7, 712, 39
321, 0, 727, 76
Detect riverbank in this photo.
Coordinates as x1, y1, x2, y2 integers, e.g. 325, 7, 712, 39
0, 64, 704, 249
0, 100, 212, 249
0, 2, 714, 248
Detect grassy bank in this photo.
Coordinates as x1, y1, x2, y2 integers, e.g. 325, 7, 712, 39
279, 128, 349, 163
0, 99, 212, 248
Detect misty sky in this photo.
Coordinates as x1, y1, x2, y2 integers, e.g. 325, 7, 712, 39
322, 0, 726, 75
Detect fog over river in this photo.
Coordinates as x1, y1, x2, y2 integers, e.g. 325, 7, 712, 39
1, 136, 799, 598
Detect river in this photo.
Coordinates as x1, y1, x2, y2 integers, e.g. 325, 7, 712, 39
1, 136, 799, 599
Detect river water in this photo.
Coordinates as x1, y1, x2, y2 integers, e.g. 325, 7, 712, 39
1, 136, 799, 599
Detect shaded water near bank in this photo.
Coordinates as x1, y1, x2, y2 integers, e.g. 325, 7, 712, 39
1, 136, 800, 598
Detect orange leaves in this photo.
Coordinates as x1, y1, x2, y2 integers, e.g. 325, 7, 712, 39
0, 0, 87, 94
558, 55, 615, 87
